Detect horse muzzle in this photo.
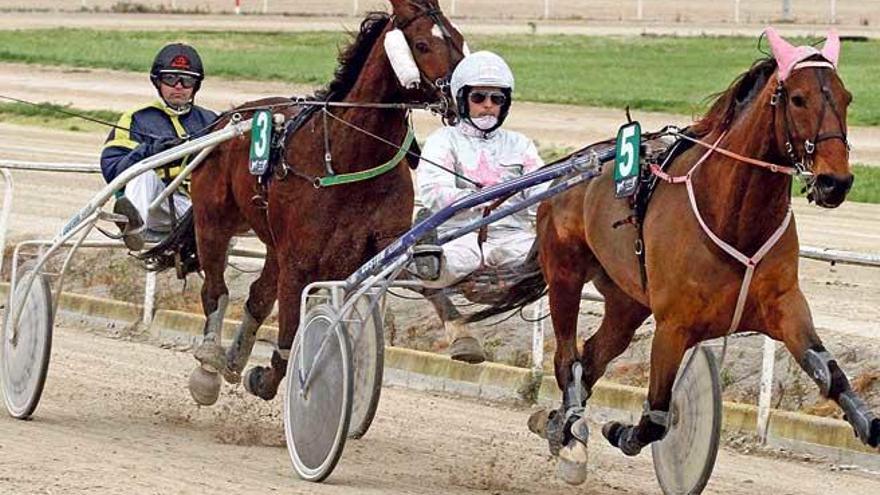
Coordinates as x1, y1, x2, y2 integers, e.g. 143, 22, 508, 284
809, 172, 853, 208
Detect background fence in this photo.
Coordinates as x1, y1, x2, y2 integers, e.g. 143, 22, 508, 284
2, 1, 878, 26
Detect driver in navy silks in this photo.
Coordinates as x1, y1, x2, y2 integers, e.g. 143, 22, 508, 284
100, 43, 217, 250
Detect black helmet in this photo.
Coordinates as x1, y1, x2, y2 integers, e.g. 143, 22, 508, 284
150, 43, 205, 92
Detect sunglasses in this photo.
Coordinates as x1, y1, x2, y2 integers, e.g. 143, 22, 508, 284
159, 73, 199, 89
469, 90, 507, 106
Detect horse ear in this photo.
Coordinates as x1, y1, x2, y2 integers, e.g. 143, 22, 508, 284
765, 26, 799, 80
821, 28, 841, 67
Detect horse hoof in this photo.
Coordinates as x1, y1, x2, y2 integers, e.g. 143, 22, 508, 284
194, 339, 227, 372
602, 421, 642, 456
188, 366, 221, 406
243, 366, 277, 401
222, 366, 242, 385
449, 336, 486, 364
527, 409, 552, 438
556, 438, 588, 485
601, 421, 624, 447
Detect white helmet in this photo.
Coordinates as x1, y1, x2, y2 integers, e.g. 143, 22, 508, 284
450, 51, 515, 98
450, 51, 514, 133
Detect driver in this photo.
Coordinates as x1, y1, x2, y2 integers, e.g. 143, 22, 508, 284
415, 51, 545, 363
100, 42, 217, 250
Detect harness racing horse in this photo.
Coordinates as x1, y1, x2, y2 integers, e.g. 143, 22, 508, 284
185, 0, 466, 405
479, 28, 877, 482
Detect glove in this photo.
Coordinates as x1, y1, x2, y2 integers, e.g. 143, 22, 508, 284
141, 136, 184, 158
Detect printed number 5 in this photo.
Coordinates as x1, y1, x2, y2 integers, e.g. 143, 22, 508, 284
254, 112, 269, 157
618, 125, 635, 177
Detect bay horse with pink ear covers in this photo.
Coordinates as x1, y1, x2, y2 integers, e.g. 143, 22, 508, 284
475, 27, 875, 482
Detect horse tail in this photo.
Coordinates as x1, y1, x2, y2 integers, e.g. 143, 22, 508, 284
463, 243, 547, 323
137, 208, 200, 278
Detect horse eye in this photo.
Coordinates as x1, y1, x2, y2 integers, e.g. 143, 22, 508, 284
414, 41, 431, 54
791, 94, 807, 108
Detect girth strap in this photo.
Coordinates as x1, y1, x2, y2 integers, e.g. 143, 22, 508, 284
316, 126, 415, 187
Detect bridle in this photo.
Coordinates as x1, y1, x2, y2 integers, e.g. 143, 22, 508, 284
771, 60, 850, 176
392, 1, 465, 113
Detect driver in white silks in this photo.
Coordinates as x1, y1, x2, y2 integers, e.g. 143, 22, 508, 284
415, 51, 546, 364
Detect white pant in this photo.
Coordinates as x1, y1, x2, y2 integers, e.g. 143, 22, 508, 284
126, 171, 191, 233
424, 229, 536, 289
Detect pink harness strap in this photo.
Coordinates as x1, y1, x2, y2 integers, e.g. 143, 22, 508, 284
652, 132, 793, 334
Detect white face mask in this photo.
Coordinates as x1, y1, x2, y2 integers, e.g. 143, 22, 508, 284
469, 115, 498, 131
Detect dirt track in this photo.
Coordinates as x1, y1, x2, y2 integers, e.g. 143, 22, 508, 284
1, 18, 879, 492
0, 321, 878, 494
3, 62, 880, 166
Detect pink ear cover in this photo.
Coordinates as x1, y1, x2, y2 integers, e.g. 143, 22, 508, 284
764, 26, 835, 81
821, 28, 840, 68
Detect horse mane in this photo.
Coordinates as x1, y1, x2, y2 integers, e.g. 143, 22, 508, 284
316, 11, 392, 101
691, 58, 777, 137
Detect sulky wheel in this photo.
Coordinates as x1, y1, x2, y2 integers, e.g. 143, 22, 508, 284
284, 303, 353, 482
345, 292, 385, 440
651, 345, 722, 495
2, 261, 54, 419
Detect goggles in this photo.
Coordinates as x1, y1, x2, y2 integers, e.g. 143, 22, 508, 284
468, 90, 507, 106
159, 73, 199, 89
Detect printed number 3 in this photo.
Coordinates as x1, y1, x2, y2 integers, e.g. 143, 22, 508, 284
618, 125, 635, 177
254, 112, 270, 157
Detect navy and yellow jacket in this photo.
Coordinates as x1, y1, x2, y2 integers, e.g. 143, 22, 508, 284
100, 101, 217, 187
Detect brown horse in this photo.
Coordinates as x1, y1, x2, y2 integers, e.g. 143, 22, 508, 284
185, 0, 465, 405
480, 29, 876, 480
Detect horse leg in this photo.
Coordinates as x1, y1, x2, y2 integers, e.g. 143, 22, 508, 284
602, 323, 689, 456
223, 247, 278, 384
188, 226, 236, 406
580, 272, 651, 394
242, 262, 305, 401
529, 228, 599, 484
768, 289, 880, 447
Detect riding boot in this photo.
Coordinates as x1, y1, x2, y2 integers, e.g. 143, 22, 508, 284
445, 319, 485, 364
113, 196, 145, 251
411, 208, 442, 280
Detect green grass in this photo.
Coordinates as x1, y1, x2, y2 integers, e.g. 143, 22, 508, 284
0, 29, 878, 125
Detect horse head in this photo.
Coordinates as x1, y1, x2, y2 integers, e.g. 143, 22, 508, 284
387, 0, 467, 117
766, 27, 853, 208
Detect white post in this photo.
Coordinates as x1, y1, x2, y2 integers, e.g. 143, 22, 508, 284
170, 0, 176, 9
81, 0, 87, 8
757, 336, 777, 443
450, 0, 456, 17
830, 0, 837, 23
544, 0, 550, 19
0, 170, 14, 276
263, 0, 269, 14
734, 0, 741, 24
353, 0, 359, 16
143, 270, 157, 326
531, 298, 545, 374
637, 0, 643, 20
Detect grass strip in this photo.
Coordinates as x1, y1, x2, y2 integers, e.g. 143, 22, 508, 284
0, 29, 877, 125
